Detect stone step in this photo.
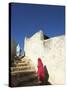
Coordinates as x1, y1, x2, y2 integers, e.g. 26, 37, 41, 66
11, 70, 37, 75
14, 60, 29, 64
16, 60, 32, 66
11, 72, 39, 87
16, 63, 28, 67
19, 75, 38, 82
16, 61, 30, 66
12, 73, 38, 82
13, 57, 34, 67
13, 60, 31, 67
17, 80, 41, 87
11, 66, 35, 72
11, 69, 36, 75
11, 65, 30, 69
11, 78, 41, 87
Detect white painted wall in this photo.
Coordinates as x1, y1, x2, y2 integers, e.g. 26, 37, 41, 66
24, 31, 65, 84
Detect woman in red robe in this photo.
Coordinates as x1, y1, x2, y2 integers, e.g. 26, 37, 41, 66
37, 58, 45, 83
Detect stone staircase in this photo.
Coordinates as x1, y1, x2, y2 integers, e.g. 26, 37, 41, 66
10, 57, 40, 87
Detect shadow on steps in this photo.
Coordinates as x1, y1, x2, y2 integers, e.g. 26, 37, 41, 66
10, 63, 52, 87
16, 65, 52, 87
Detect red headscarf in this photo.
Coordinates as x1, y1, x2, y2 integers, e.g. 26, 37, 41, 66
37, 58, 45, 82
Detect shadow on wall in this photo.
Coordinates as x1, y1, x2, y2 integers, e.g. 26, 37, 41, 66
40, 65, 52, 85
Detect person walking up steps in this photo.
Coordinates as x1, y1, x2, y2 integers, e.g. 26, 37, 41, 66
37, 58, 45, 84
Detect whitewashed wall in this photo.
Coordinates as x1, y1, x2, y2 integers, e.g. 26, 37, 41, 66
24, 31, 65, 84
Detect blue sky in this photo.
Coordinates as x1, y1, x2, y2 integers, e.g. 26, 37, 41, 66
11, 3, 65, 51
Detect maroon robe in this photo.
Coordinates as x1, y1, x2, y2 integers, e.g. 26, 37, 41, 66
37, 58, 45, 82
